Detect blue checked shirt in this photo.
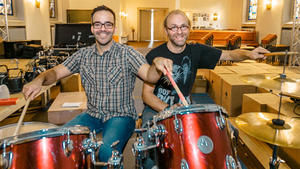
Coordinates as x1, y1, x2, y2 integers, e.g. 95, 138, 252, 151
62, 41, 147, 122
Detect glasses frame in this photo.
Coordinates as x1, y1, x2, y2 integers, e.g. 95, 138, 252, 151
167, 25, 190, 32
92, 21, 114, 29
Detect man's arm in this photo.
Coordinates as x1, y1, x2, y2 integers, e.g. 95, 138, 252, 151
220, 47, 269, 61
137, 57, 173, 83
142, 82, 169, 112
23, 64, 72, 100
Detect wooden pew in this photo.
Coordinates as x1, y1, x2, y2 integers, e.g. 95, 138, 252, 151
261, 34, 277, 48
187, 32, 214, 46
188, 30, 258, 47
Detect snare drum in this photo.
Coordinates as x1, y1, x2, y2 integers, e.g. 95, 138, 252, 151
0, 122, 57, 140
0, 126, 90, 169
154, 104, 238, 169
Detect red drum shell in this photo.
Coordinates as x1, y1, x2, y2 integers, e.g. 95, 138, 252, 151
156, 106, 235, 169
1, 126, 91, 169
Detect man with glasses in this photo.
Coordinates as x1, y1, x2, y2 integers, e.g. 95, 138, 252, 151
23, 5, 172, 168
141, 9, 269, 168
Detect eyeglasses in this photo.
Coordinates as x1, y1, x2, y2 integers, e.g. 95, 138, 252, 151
167, 25, 190, 32
92, 22, 114, 29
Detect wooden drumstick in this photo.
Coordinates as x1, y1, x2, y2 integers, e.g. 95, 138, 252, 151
264, 52, 298, 57
13, 98, 31, 136
165, 67, 188, 106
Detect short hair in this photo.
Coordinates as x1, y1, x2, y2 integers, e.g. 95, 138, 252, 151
163, 10, 191, 28
91, 5, 116, 23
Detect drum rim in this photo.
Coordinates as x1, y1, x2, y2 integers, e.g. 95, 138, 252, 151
0, 121, 57, 130
155, 104, 222, 121
0, 125, 90, 146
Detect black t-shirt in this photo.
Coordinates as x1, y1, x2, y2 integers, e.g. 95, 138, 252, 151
146, 43, 221, 105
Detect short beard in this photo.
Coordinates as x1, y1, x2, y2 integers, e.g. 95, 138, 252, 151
169, 37, 186, 47
96, 37, 112, 46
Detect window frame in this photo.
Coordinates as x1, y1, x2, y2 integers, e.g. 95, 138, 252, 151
0, 0, 13, 16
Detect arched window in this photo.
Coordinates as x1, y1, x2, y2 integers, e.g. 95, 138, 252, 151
247, 0, 257, 20
0, 0, 13, 15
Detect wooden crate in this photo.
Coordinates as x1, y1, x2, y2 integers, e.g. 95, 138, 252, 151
48, 92, 87, 125
221, 75, 257, 116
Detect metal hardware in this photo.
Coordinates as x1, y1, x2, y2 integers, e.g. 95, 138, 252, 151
181, 159, 189, 169
174, 115, 183, 134
226, 155, 237, 169
62, 129, 74, 157
0, 140, 12, 169
216, 107, 226, 130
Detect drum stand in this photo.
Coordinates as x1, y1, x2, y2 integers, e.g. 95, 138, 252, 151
132, 118, 166, 169
83, 131, 123, 169
268, 51, 289, 169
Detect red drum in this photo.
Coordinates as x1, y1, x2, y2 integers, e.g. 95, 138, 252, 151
154, 104, 238, 169
0, 126, 91, 169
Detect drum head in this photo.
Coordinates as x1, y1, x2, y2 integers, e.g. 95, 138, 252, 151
155, 104, 221, 121
1, 125, 90, 146
0, 122, 57, 140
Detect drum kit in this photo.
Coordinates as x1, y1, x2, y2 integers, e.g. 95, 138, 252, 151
0, 52, 299, 169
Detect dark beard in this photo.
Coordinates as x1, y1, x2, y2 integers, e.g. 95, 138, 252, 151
169, 37, 186, 47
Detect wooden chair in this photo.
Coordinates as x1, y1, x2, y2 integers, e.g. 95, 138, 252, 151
201, 32, 214, 46
261, 34, 277, 48
214, 33, 234, 50
228, 35, 242, 50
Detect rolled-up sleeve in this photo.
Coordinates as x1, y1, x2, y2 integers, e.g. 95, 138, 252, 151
126, 47, 147, 75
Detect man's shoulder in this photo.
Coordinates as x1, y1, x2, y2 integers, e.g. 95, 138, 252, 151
148, 43, 167, 55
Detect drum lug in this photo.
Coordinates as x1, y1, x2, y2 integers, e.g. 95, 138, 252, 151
216, 109, 226, 130
173, 117, 183, 134
62, 129, 74, 157
0, 141, 13, 169
181, 159, 189, 169
225, 155, 238, 169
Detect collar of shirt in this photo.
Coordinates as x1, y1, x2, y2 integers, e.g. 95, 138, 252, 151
92, 40, 117, 57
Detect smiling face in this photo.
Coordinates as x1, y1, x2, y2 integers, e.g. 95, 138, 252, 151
91, 10, 115, 47
165, 13, 190, 48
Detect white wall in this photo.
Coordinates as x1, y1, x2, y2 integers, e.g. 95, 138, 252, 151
23, 0, 51, 46
68, 0, 122, 37
255, 0, 284, 43
180, 0, 243, 30
117, 0, 175, 41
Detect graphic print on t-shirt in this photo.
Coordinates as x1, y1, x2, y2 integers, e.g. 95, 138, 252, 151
155, 55, 191, 105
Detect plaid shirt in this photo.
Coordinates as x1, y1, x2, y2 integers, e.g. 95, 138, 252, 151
62, 41, 147, 122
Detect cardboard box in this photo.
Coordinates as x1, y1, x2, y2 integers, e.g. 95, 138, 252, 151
221, 75, 257, 116
207, 67, 234, 105
60, 73, 84, 92
48, 92, 87, 125
191, 76, 208, 93
242, 93, 299, 117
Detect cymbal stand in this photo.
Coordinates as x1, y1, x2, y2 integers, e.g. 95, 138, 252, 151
269, 51, 288, 169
